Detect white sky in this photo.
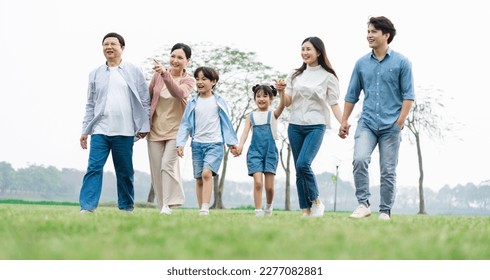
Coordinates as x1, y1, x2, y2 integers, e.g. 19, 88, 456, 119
1, 0, 489, 191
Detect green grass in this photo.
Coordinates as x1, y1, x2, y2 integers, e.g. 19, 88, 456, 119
0, 203, 489, 260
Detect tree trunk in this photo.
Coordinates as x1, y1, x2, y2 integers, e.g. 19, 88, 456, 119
285, 144, 292, 211
212, 147, 229, 209
211, 174, 221, 209
415, 134, 427, 214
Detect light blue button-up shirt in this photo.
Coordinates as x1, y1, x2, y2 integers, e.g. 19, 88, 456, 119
82, 62, 150, 139
345, 48, 414, 130
176, 92, 238, 148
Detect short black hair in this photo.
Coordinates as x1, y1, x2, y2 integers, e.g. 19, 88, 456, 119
368, 16, 396, 44
102, 32, 125, 47
194, 66, 219, 88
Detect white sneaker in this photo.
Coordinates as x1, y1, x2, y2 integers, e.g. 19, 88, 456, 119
160, 205, 172, 215
255, 209, 264, 217
350, 204, 371, 219
80, 209, 94, 214
199, 209, 209, 216
264, 207, 273, 217
311, 202, 325, 217
378, 213, 391, 221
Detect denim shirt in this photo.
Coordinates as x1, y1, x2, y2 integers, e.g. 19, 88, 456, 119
345, 48, 414, 130
176, 92, 238, 147
81, 62, 151, 138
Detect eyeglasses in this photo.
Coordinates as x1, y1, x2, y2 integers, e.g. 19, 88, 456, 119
102, 42, 121, 47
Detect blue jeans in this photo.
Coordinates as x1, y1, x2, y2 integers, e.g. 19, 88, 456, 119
79, 134, 135, 211
353, 120, 401, 213
191, 141, 224, 179
288, 124, 326, 209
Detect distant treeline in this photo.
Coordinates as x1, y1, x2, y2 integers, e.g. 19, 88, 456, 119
0, 161, 489, 215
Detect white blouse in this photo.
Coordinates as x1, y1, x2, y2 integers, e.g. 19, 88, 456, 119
285, 64, 340, 127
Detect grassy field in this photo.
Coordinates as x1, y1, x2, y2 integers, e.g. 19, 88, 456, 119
1, 202, 489, 260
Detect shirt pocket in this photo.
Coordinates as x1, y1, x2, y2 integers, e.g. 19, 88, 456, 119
383, 66, 401, 87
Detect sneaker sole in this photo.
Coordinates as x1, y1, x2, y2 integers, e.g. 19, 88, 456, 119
349, 213, 371, 219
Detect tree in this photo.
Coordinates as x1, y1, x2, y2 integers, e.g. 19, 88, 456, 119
277, 107, 293, 210
404, 86, 458, 214
143, 42, 281, 209
0, 161, 16, 194
15, 164, 62, 198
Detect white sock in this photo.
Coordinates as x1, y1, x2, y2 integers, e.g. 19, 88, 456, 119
201, 203, 210, 211
265, 203, 273, 210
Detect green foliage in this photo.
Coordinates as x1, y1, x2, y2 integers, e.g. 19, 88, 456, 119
0, 199, 77, 206
1, 204, 489, 260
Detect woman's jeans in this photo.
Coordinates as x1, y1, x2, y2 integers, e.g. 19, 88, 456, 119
288, 124, 326, 209
79, 134, 135, 211
353, 120, 401, 213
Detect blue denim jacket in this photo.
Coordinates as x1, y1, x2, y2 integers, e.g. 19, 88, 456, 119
345, 48, 414, 130
176, 92, 238, 147
81, 62, 151, 138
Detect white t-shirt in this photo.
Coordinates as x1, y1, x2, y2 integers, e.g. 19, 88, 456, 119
194, 95, 222, 143
93, 67, 134, 136
285, 64, 340, 127
251, 111, 278, 140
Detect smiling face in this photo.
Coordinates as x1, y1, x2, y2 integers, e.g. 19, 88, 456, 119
301, 41, 320, 67
254, 90, 272, 111
367, 23, 389, 50
102, 37, 124, 64
195, 70, 216, 97
169, 48, 189, 74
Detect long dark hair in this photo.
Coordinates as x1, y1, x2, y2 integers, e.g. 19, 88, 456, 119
292, 36, 338, 80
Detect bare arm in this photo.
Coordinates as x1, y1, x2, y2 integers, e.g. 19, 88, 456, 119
274, 88, 286, 119
235, 115, 251, 156
330, 103, 343, 125
397, 99, 414, 128
275, 79, 291, 107
338, 101, 355, 139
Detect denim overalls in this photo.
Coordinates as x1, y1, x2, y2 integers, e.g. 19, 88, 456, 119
247, 111, 278, 176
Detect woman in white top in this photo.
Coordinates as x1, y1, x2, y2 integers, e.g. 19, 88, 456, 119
276, 36, 343, 217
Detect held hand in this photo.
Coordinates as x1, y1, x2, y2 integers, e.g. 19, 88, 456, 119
274, 79, 286, 92
177, 147, 184, 158
136, 132, 147, 139
231, 145, 242, 157
80, 134, 88, 149
338, 123, 351, 139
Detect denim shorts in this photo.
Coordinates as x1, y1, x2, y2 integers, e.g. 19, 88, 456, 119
191, 141, 224, 179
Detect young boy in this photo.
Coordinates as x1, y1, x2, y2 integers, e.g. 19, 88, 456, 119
176, 66, 238, 215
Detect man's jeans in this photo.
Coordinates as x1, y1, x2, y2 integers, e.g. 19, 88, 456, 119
353, 120, 401, 213
79, 134, 135, 211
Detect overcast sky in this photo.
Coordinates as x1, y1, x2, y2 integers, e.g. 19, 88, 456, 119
1, 0, 489, 191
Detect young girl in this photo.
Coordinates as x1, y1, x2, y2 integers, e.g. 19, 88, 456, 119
234, 84, 285, 216
176, 66, 238, 216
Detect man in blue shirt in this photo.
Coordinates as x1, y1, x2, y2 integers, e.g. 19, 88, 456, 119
79, 32, 150, 213
339, 16, 414, 221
